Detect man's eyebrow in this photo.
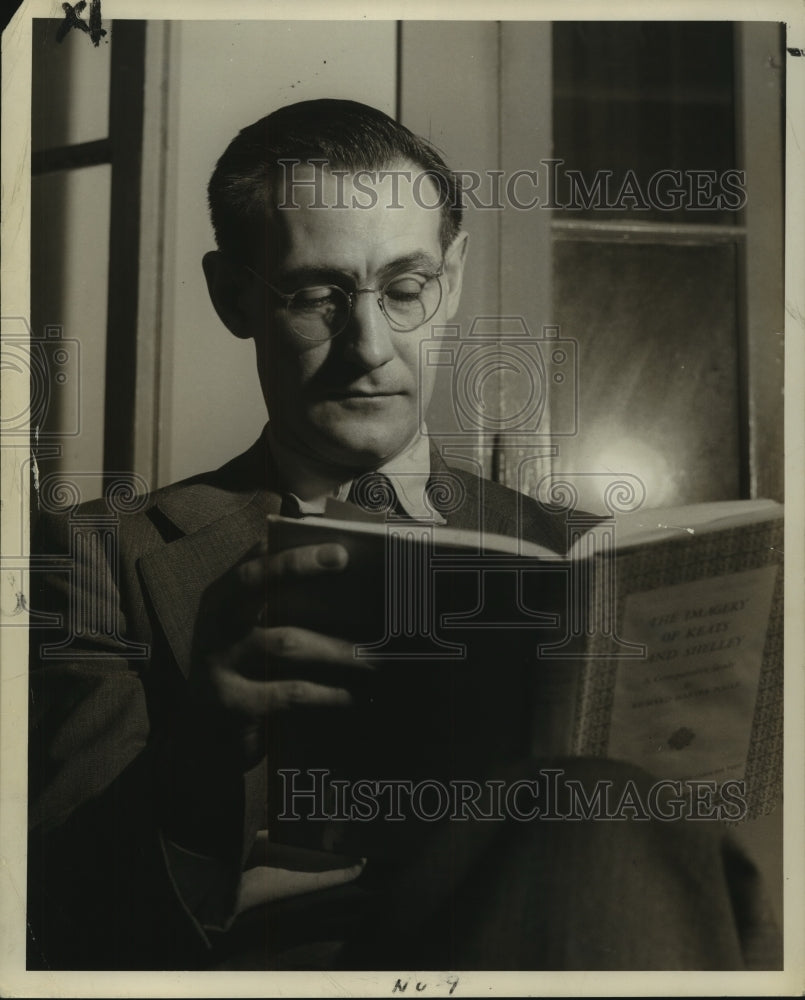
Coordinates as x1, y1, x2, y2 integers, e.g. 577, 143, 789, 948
273, 266, 353, 288
275, 252, 442, 288
377, 251, 442, 277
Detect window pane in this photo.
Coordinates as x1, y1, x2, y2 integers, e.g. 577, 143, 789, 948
32, 18, 111, 152
552, 22, 737, 224
552, 241, 740, 511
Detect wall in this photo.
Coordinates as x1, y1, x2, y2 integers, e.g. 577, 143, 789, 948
154, 20, 397, 487
30, 19, 113, 503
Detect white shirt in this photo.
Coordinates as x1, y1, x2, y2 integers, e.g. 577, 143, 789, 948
266, 423, 446, 524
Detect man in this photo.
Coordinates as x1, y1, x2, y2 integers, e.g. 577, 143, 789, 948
27, 99, 781, 971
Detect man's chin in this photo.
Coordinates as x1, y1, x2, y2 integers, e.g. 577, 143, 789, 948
307, 425, 418, 472
319, 439, 407, 471
300, 402, 420, 469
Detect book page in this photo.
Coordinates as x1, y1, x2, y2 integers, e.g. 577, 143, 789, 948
607, 565, 778, 792
570, 499, 783, 555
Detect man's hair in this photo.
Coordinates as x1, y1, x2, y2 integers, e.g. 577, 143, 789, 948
208, 98, 463, 265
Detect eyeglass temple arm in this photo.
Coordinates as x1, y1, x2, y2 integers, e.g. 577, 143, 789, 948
240, 263, 296, 304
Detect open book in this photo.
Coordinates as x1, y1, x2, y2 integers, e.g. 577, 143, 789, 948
266, 498, 783, 828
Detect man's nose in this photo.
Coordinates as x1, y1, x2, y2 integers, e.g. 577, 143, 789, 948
341, 291, 396, 369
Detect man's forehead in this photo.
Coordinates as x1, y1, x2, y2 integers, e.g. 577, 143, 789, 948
276, 158, 441, 209
268, 159, 444, 274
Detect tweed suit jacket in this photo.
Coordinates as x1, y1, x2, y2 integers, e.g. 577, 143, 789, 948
26, 434, 575, 968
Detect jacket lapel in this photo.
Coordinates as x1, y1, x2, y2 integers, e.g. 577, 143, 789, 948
138, 451, 282, 677
428, 444, 483, 531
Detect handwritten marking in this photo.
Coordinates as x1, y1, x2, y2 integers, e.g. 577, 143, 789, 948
56, 1, 106, 47
392, 978, 459, 995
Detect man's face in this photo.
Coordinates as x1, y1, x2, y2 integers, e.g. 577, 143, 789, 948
244, 161, 467, 474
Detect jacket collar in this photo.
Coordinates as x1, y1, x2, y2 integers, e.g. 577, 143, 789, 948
147, 434, 281, 533
149, 432, 465, 537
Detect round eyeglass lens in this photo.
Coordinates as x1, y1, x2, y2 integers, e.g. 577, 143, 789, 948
381, 273, 442, 332
287, 286, 350, 341
285, 273, 443, 340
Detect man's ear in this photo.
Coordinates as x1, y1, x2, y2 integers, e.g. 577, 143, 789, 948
202, 251, 256, 340
442, 230, 469, 320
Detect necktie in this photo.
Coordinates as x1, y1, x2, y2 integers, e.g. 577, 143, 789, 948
279, 493, 304, 518
347, 472, 405, 518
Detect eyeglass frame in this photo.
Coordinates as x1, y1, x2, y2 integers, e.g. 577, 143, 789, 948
239, 261, 445, 339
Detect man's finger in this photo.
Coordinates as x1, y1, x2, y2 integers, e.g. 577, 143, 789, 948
217, 673, 356, 716
258, 625, 373, 669
264, 542, 348, 582
237, 543, 348, 588
261, 678, 355, 713
236, 858, 366, 912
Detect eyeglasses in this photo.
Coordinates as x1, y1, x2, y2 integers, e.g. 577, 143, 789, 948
243, 264, 444, 341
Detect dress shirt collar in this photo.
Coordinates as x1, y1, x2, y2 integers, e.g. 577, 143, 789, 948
264, 424, 445, 523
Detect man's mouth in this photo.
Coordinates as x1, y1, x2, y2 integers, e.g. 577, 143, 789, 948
327, 389, 402, 400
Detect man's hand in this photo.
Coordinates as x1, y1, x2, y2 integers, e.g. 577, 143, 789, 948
183, 538, 369, 770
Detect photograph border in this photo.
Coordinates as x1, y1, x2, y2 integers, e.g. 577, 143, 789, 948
2, 0, 804, 995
